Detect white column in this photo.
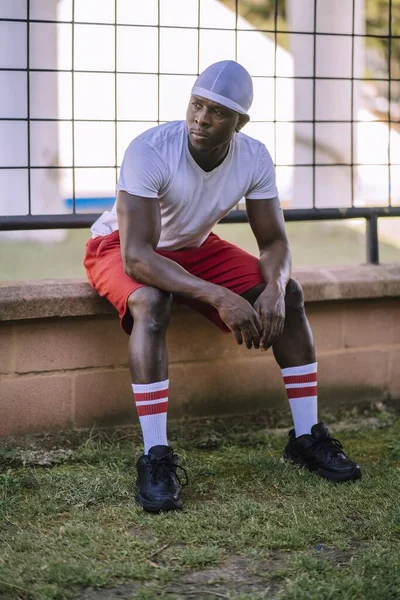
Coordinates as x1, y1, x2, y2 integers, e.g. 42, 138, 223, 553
287, 0, 365, 208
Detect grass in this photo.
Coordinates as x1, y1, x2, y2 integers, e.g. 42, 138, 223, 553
0, 220, 399, 281
0, 410, 399, 600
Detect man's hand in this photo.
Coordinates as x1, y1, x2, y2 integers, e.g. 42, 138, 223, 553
216, 290, 262, 349
254, 285, 286, 350
245, 197, 291, 350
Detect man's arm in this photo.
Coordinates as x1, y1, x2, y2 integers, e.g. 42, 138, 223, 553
117, 190, 262, 348
246, 197, 292, 349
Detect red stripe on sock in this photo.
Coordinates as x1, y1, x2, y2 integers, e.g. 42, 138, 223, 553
283, 372, 317, 386
286, 385, 318, 399
134, 389, 168, 402
136, 401, 168, 417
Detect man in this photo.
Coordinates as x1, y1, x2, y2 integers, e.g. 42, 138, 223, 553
85, 60, 361, 513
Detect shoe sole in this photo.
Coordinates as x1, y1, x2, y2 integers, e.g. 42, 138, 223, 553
136, 492, 183, 513
283, 450, 362, 482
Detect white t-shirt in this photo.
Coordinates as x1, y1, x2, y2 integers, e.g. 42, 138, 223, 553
91, 120, 278, 250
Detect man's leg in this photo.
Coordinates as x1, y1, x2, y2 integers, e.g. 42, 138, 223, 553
242, 279, 361, 481
242, 278, 318, 437
127, 287, 185, 512
242, 278, 314, 366
84, 232, 186, 510
127, 286, 172, 452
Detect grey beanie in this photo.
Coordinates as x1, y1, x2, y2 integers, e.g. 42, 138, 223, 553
191, 60, 253, 115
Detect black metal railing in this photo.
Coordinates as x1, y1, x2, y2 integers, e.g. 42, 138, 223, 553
0, 0, 399, 265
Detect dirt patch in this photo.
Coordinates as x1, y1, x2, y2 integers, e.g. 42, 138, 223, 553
73, 584, 140, 600
73, 554, 288, 600
127, 527, 158, 542
313, 541, 368, 567
0, 447, 74, 469
166, 555, 286, 598
73, 544, 369, 600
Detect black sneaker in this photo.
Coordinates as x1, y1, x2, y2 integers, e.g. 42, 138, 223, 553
283, 423, 361, 482
136, 445, 188, 512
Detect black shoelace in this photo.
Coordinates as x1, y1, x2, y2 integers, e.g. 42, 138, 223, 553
150, 456, 189, 486
313, 435, 345, 457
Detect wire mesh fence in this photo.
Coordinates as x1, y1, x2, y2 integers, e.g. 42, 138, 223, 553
0, 0, 399, 263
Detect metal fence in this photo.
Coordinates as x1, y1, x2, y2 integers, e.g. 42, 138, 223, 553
0, 0, 399, 264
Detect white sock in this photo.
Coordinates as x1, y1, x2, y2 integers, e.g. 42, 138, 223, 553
132, 379, 169, 454
281, 362, 318, 437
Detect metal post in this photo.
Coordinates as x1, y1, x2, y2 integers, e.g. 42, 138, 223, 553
366, 215, 379, 265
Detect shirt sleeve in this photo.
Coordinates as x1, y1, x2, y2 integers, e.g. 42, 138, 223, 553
116, 138, 169, 198
245, 144, 278, 200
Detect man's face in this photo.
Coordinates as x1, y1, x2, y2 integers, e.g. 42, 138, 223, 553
186, 95, 241, 152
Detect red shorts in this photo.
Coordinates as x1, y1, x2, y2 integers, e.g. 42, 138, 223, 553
84, 230, 263, 335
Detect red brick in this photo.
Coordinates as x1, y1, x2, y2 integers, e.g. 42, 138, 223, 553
307, 302, 344, 351
316, 349, 390, 405
388, 348, 400, 400
0, 322, 14, 374
0, 375, 72, 436
344, 299, 400, 348
14, 316, 128, 373
168, 357, 286, 417
167, 305, 249, 364
74, 368, 135, 428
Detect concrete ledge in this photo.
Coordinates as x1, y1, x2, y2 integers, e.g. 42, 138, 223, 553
0, 264, 399, 437
1, 264, 400, 322
0, 279, 114, 321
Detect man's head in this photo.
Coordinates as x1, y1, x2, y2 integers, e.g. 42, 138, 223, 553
186, 60, 253, 151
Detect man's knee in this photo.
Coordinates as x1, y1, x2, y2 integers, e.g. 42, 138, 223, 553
285, 278, 305, 310
127, 287, 172, 332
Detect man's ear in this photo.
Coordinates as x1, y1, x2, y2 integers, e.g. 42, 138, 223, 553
236, 113, 250, 132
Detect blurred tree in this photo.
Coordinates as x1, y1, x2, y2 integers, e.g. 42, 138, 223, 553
221, 0, 400, 98
366, 0, 400, 77
223, 0, 288, 45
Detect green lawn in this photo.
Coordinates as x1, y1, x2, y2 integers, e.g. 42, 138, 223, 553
0, 220, 398, 281
0, 411, 399, 600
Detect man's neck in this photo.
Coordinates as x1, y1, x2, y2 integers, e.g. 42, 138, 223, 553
187, 139, 230, 172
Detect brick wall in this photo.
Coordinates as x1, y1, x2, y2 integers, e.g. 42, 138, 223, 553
0, 266, 399, 437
